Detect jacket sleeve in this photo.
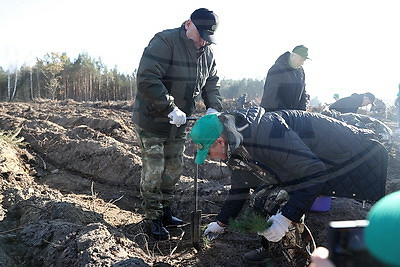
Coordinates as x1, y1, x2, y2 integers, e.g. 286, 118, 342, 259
201, 55, 222, 111
298, 92, 308, 111
136, 33, 176, 115
216, 168, 261, 224
298, 70, 308, 110
261, 69, 285, 111
258, 126, 328, 222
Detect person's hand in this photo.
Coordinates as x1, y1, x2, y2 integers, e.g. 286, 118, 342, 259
258, 212, 291, 242
203, 221, 226, 239
168, 107, 186, 127
310, 247, 336, 267
206, 108, 219, 114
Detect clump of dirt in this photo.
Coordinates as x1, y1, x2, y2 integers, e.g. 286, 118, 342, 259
0, 100, 398, 266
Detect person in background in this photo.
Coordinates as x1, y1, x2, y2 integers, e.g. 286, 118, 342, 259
260, 45, 310, 111
370, 98, 387, 120
132, 8, 222, 240
329, 92, 375, 114
395, 84, 400, 129
333, 93, 339, 101
189, 107, 388, 264
236, 93, 248, 109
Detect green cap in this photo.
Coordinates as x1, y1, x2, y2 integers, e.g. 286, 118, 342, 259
189, 114, 223, 164
365, 191, 400, 266
292, 45, 310, 60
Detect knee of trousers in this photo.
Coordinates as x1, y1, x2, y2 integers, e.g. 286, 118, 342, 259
141, 168, 164, 193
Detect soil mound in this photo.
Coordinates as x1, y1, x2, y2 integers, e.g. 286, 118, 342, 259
0, 100, 398, 266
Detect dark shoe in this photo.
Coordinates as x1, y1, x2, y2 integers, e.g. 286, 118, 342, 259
162, 207, 185, 227
149, 218, 170, 241
242, 247, 271, 265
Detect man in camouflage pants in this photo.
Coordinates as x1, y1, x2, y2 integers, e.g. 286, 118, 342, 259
132, 8, 222, 240
134, 126, 185, 221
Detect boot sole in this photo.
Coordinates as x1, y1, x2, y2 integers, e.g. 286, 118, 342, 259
242, 256, 270, 265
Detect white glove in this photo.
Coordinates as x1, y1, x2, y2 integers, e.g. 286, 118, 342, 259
168, 107, 186, 127
204, 221, 226, 236
206, 108, 219, 114
258, 212, 291, 242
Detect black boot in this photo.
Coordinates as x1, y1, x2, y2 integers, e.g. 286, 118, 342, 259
162, 207, 185, 227
148, 218, 170, 241
242, 246, 271, 265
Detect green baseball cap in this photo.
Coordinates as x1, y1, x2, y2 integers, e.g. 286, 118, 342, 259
365, 191, 400, 266
292, 45, 310, 60
189, 114, 223, 164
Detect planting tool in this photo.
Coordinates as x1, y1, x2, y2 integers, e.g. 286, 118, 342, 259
169, 116, 199, 139
191, 163, 202, 249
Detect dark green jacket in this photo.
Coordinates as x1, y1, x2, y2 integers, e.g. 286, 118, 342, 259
260, 52, 307, 111
133, 24, 222, 136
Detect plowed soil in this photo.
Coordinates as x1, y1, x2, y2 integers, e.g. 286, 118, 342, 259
0, 100, 398, 266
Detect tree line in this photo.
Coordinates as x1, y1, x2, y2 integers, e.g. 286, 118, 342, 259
0, 52, 264, 102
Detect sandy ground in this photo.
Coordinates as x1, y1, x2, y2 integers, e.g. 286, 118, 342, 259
0, 100, 398, 266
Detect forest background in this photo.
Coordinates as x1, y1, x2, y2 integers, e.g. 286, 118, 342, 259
0, 51, 264, 103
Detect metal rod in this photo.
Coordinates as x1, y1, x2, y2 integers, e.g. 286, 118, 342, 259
194, 164, 198, 211
186, 116, 199, 121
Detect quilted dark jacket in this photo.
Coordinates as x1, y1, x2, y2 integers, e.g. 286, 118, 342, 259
260, 52, 307, 111
217, 107, 388, 223
133, 24, 222, 137
329, 93, 364, 113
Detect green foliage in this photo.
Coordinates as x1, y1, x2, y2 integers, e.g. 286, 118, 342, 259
229, 210, 272, 234
202, 235, 211, 246
220, 78, 265, 101
0, 67, 7, 100
0, 128, 28, 147
36, 52, 68, 99
1, 51, 265, 103
0, 52, 137, 102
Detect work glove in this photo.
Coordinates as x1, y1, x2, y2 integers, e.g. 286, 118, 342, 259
204, 221, 226, 240
167, 107, 186, 127
206, 108, 219, 115
258, 212, 291, 242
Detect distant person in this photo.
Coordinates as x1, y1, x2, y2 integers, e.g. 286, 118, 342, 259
189, 107, 388, 264
260, 45, 310, 111
370, 98, 387, 119
329, 92, 375, 114
309, 96, 322, 112
396, 84, 400, 129
236, 93, 248, 109
333, 93, 339, 101
132, 8, 222, 241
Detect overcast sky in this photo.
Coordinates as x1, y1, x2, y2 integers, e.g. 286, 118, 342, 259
1, 0, 399, 104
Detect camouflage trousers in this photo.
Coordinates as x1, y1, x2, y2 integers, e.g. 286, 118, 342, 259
134, 125, 186, 220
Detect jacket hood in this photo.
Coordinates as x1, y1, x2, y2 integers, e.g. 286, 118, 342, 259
275, 52, 291, 69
